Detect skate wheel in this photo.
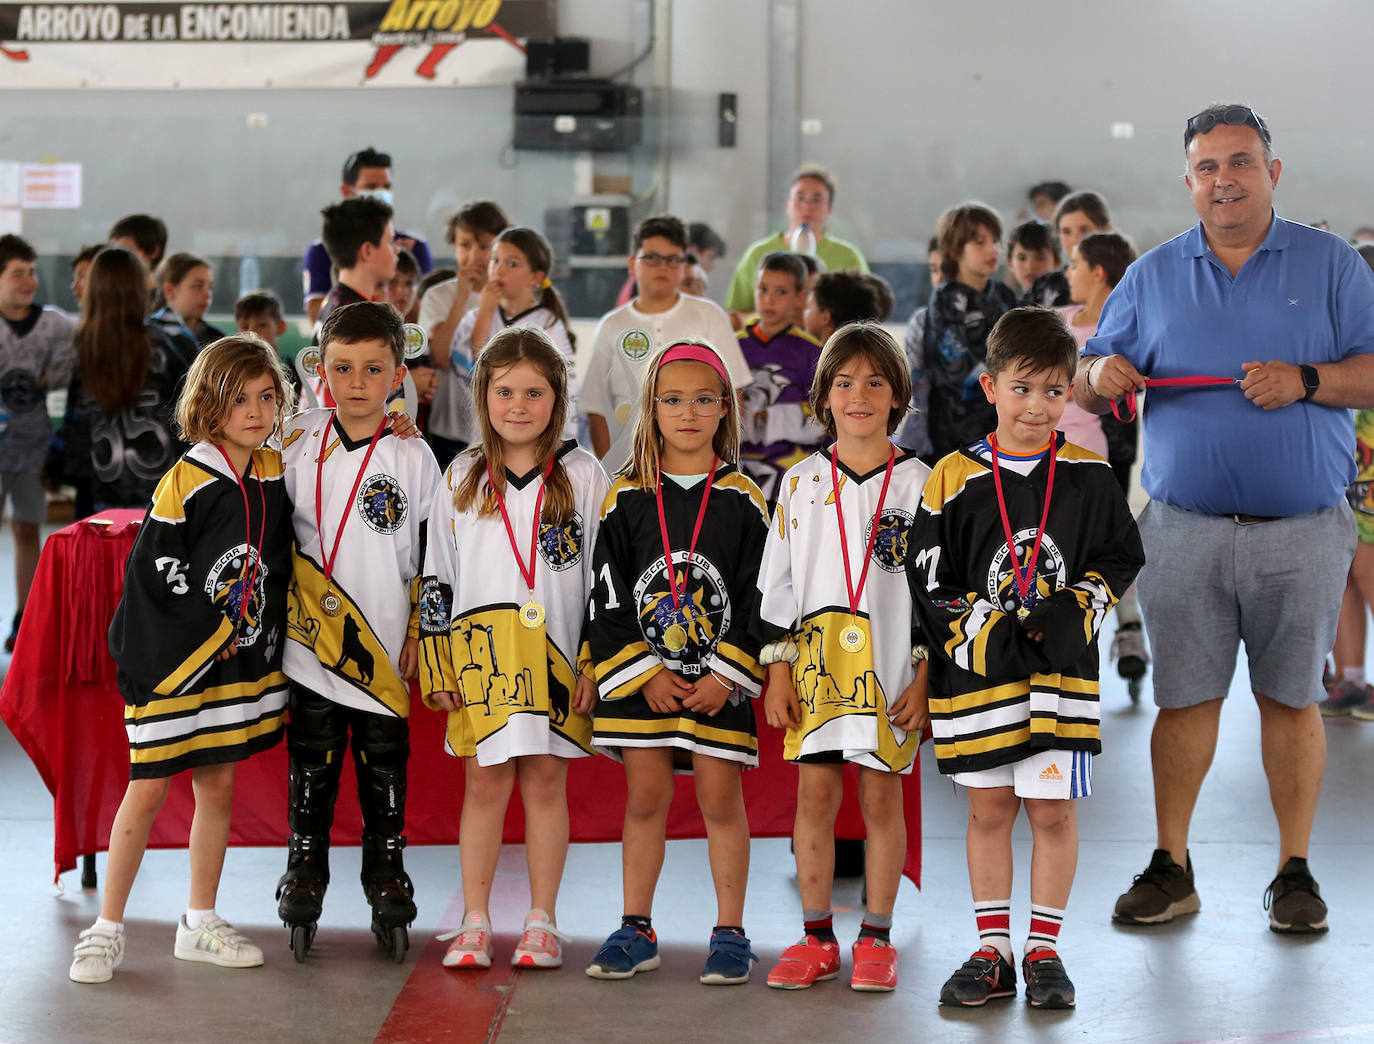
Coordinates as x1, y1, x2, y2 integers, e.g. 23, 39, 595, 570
291, 924, 313, 963
390, 925, 408, 963
1128, 677, 1143, 703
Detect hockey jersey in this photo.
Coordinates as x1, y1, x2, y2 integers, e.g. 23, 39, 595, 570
756, 448, 930, 772
907, 434, 1145, 775
588, 465, 768, 768
419, 441, 608, 764
109, 443, 293, 779
281, 408, 442, 718
736, 320, 825, 504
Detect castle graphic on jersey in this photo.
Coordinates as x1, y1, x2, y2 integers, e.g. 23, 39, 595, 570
794, 618, 881, 713
357, 473, 408, 534
452, 618, 538, 718
538, 512, 584, 571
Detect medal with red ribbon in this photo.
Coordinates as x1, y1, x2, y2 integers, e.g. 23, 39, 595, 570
829, 444, 895, 654
315, 414, 387, 617
1112, 375, 1241, 423
489, 457, 555, 629
214, 446, 267, 626
988, 434, 1056, 622
653, 459, 717, 653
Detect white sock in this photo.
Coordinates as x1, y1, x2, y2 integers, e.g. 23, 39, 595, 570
94, 916, 123, 934
1342, 666, 1366, 685
184, 908, 214, 930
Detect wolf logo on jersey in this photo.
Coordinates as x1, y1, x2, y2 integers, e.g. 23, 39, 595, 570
538, 513, 584, 571
357, 473, 408, 534
985, 529, 1066, 614
205, 544, 267, 646
867, 508, 914, 573
632, 551, 730, 673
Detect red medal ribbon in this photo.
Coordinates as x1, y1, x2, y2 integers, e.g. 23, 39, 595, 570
829, 444, 895, 618
315, 413, 387, 588
988, 434, 1056, 613
488, 457, 555, 597
654, 458, 717, 611
1112, 375, 1240, 423
214, 446, 267, 623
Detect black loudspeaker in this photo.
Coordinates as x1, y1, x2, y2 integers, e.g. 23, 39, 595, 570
525, 37, 590, 80
513, 80, 644, 152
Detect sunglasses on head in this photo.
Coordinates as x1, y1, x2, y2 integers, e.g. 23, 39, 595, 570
1184, 105, 1269, 148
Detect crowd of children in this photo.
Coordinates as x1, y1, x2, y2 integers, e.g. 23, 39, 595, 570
5, 154, 1354, 1012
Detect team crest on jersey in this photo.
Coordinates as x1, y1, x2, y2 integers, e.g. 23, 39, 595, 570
204, 544, 267, 646
357, 473, 408, 533
633, 551, 730, 674
538, 513, 584, 571
418, 577, 450, 634
865, 508, 914, 573
620, 329, 652, 361
986, 528, 1066, 612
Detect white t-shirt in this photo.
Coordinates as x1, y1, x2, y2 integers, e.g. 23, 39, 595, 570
579, 294, 753, 474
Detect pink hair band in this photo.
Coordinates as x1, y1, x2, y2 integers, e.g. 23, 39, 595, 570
658, 342, 729, 387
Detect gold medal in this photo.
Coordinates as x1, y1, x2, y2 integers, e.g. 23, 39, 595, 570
320, 590, 342, 617
839, 622, 867, 654
519, 601, 545, 629
663, 623, 688, 652
1017, 606, 1030, 623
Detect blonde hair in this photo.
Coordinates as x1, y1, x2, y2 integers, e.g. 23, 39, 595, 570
453, 325, 575, 525
620, 340, 740, 486
175, 334, 291, 445
808, 322, 911, 438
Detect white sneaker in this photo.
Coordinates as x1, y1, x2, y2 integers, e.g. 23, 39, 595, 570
439, 911, 494, 969
173, 914, 264, 968
511, 909, 568, 969
70, 923, 125, 983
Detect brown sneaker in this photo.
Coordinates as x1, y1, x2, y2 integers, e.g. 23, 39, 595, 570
1265, 858, 1328, 934
1112, 849, 1201, 925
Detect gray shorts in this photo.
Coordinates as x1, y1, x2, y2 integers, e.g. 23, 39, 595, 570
1137, 499, 1356, 709
0, 470, 45, 525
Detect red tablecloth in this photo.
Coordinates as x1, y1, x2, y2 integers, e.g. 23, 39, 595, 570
1, 510, 920, 885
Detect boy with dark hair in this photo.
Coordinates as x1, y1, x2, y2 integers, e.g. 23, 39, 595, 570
908, 306, 1144, 1011
108, 214, 168, 269
688, 222, 728, 272
737, 251, 824, 502
581, 214, 752, 472
301, 146, 433, 325
1027, 181, 1072, 223
0, 233, 76, 651
860, 272, 895, 322
276, 300, 441, 961
1005, 220, 1061, 298
316, 196, 399, 332
235, 289, 287, 351
422, 200, 510, 377
1026, 192, 1114, 309
70, 243, 103, 309
907, 202, 1018, 463
803, 270, 880, 343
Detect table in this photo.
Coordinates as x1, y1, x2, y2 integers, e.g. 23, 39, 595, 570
1, 510, 921, 886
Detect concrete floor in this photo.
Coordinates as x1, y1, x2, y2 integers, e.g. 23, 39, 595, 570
3, 522, 1374, 1043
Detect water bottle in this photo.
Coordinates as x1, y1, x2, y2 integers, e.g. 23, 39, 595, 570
239, 254, 261, 295
790, 222, 817, 256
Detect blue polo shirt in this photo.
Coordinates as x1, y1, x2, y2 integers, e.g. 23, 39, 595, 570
1087, 214, 1374, 516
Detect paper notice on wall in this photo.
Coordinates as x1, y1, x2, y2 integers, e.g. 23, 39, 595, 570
0, 208, 20, 235
0, 161, 19, 208
21, 161, 81, 208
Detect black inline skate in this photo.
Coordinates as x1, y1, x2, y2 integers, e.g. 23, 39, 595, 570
362, 833, 416, 962
277, 834, 329, 962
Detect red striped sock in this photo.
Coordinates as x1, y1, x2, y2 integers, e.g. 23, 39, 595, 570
973, 899, 1011, 962
1026, 903, 1065, 955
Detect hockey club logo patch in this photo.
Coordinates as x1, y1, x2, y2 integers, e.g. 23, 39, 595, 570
986, 528, 1066, 612
357, 473, 408, 533
619, 328, 652, 361
205, 544, 267, 646
865, 508, 914, 573
0, 369, 43, 412
538, 512, 585, 571
418, 577, 450, 634
633, 551, 730, 676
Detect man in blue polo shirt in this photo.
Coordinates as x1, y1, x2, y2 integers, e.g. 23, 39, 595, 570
1076, 104, 1374, 936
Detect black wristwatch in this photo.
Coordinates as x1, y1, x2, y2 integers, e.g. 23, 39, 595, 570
1300, 364, 1320, 402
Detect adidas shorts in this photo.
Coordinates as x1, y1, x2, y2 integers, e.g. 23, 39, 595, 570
951, 749, 1092, 800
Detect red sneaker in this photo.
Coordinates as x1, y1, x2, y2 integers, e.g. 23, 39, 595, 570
850, 936, 898, 992
766, 935, 841, 989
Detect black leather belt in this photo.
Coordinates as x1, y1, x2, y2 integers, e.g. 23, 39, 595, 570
1228, 513, 1280, 525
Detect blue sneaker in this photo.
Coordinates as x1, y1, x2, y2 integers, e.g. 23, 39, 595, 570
586, 924, 660, 979
699, 929, 757, 985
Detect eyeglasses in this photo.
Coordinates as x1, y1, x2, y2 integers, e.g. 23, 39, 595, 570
636, 252, 687, 268
1183, 105, 1269, 148
654, 395, 727, 416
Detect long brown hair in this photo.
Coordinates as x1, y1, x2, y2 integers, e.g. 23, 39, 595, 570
620, 340, 740, 486
453, 325, 575, 525
74, 246, 152, 414
494, 226, 576, 351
